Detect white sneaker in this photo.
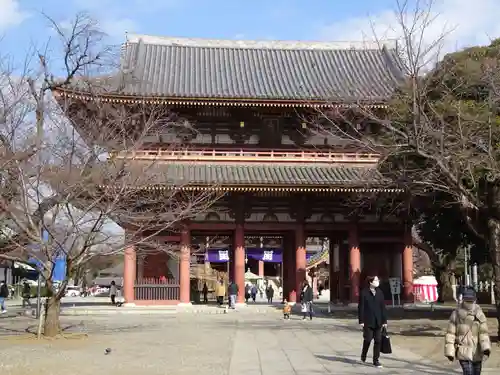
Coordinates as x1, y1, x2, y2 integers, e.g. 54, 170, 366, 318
1, 310, 7, 314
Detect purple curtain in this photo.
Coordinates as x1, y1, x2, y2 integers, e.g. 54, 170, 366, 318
205, 249, 230, 263
205, 248, 283, 263
246, 248, 282, 263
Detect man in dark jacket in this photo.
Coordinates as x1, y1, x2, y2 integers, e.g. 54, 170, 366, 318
300, 280, 314, 320
22, 280, 32, 308
358, 276, 387, 368
0, 281, 9, 313
228, 281, 239, 309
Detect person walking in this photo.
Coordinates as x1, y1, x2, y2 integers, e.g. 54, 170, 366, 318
300, 280, 314, 320
0, 281, 9, 313
21, 280, 32, 308
228, 280, 239, 309
109, 280, 117, 305
445, 287, 491, 375
244, 284, 251, 303
266, 284, 274, 304
215, 278, 225, 306
358, 276, 387, 368
202, 282, 209, 304
251, 284, 257, 303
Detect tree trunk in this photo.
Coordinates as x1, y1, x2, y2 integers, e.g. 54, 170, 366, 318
434, 265, 452, 302
487, 218, 500, 340
43, 296, 61, 337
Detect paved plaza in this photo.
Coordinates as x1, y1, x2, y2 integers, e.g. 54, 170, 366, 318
0, 310, 495, 375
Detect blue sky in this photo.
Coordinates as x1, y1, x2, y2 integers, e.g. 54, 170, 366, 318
2, 0, 391, 51
1, 0, 499, 64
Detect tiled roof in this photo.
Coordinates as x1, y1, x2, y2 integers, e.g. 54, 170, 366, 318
121, 162, 384, 187
69, 35, 405, 102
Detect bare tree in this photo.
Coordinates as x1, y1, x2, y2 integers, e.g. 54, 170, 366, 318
0, 13, 220, 337
308, 0, 500, 334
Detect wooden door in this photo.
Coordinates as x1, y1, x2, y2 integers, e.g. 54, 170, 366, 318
361, 243, 391, 285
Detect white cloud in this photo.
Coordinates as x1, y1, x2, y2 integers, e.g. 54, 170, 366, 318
100, 18, 138, 40
319, 0, 500, 59
0, 0, 28, 31
71, 0, 179, 42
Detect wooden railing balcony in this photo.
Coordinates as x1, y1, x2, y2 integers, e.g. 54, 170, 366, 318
113, 149, 380, 164
134, 278, 180, 301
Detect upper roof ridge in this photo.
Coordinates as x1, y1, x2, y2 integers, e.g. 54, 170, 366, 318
125, 33, 397, 51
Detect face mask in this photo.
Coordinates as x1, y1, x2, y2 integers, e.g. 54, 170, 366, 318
463, 301, 476, 310
370, 280, 380, 288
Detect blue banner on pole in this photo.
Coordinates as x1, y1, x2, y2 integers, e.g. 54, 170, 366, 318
27, 230, 66, 281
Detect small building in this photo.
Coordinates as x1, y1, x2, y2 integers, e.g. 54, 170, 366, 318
54, 35, 412, 305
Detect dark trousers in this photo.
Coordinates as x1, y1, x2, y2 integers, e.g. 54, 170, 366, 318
459, 361, 482, 375
111, 295, 116, 305
216, 296, 223, 305
361, 326, 382, 363
22, 296, 31, 308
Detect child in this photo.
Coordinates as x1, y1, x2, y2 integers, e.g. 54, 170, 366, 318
283, 299, 291, 320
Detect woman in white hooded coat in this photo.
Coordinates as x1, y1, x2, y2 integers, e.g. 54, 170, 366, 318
444, 287, 491, 375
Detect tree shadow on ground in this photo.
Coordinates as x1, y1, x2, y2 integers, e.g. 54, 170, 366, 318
0, 326, 33, 336
271, 302, 499, 320
0, 318, 169, 337
395, 325, 444, 337
315, 354, 457, 375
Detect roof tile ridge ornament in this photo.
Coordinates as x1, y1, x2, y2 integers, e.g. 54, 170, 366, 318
125, 33, 398, 51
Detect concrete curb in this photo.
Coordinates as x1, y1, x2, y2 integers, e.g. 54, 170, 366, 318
61, 307, 281, 316
61, 309, 179, 316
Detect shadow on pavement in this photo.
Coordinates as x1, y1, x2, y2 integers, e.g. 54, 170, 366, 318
316, 354, 456, 375
269, 301, 499, 320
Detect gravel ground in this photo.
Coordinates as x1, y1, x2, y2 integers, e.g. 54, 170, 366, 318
0, 315, 235, 375
0, 312, 497, 375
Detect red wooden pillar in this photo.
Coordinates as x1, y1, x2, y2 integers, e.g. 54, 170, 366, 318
294, 225, 306, 302
338, 243, 346, 302
234, 224, 245, 304
123, 245, 136, 304
179, 228, 191, 304
282, 235, 290, 301
258, 261, 264, 277
328, 239, 336, 303
349, 224, 361, 304
402, 227, 414, 301
287, 240, 297, 303
311, 268, 318, 297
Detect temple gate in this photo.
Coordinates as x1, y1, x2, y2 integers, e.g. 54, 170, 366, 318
55, 34, 413, 306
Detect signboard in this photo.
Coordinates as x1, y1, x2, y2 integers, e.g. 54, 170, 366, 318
205, 249, 230, 263
389, 277, 401, 306
246, 248, 283, 263
205, 248, 284, 263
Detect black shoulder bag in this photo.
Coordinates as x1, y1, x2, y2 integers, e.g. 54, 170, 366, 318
381, 327, 392, 354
